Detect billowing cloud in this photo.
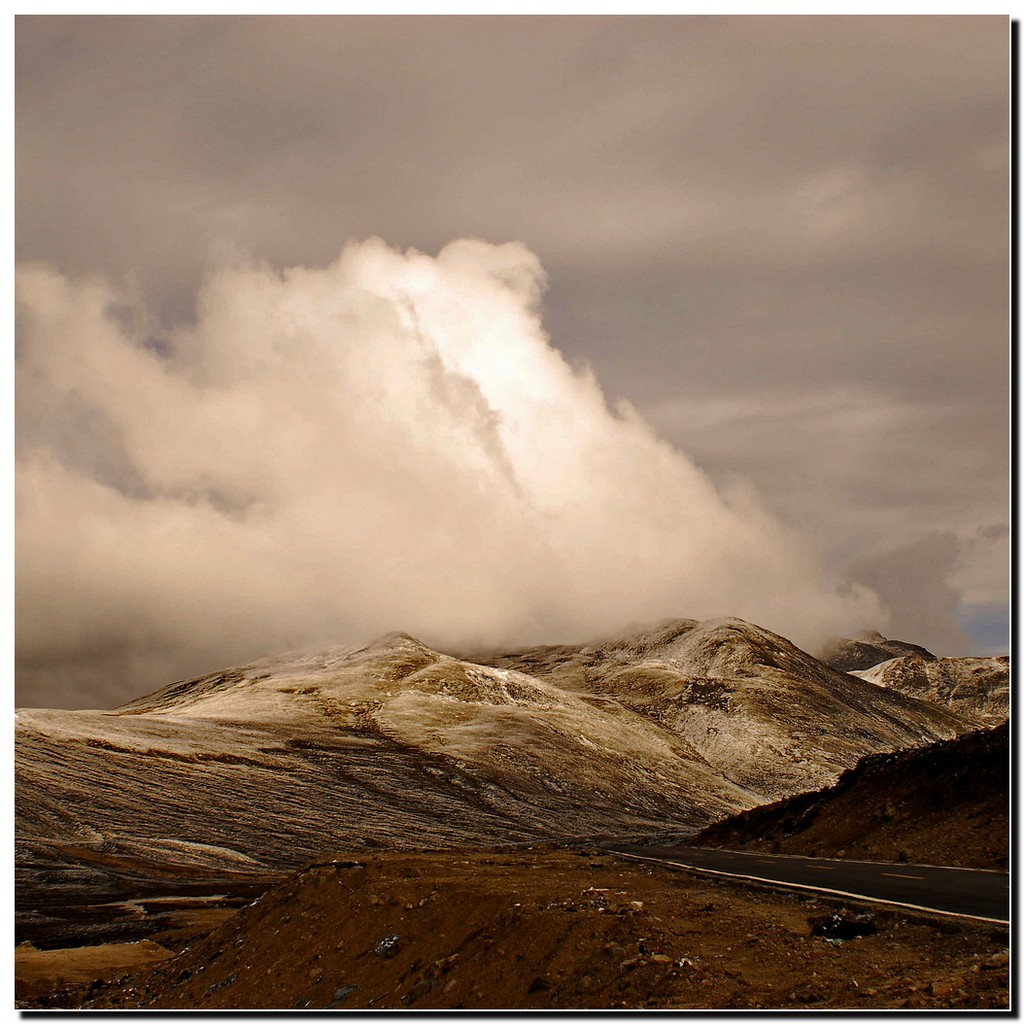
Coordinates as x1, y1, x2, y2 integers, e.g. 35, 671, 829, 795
16, 18, 1008, 688
844, 532, 972, 656
16, 239, 885, 707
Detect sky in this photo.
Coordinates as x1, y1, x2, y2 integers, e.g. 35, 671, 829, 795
15, 15, 1009, 709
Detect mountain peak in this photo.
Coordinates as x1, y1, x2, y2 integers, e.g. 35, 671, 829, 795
819, 631, 937, 674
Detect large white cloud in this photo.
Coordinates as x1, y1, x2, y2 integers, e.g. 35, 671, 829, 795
16, 239, 885, 707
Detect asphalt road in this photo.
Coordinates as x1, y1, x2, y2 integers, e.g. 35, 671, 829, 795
610, 846, 1010, 923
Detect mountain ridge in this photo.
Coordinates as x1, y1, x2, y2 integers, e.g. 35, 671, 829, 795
16, 617, 997, 948
852, 655, 1009, 728
818, 630, 937, 674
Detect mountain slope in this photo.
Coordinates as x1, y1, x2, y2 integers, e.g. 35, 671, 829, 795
690, 722, 1009, 869
473, 618, 968, 799
853, 655, 1009, 728
17, 620, 976, 945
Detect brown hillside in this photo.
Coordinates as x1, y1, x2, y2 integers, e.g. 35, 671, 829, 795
691, 723, 1008, 869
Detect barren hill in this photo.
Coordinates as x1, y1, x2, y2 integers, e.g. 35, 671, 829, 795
690, 722, 1009, 869
470, 618, 971, 798
17, 618, 976, 946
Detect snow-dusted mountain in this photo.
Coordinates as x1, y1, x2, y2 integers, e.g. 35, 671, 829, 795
853, 654, 1009, 727
17, 618, 977, 943
469, 618, 969, 800
817, 628, 1008, 728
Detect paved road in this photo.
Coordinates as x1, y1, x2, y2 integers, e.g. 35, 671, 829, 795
610, 846, 1010, 923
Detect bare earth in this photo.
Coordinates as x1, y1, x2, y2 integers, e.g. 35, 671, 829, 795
19, 848, 1009, 1010
16, 939, 173, 1004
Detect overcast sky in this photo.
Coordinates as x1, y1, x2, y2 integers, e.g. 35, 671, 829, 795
16, 15, 1009, 709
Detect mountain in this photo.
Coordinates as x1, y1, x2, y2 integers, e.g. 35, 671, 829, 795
817, 628, 1009, 727
818, 630, 937, 673
17, 618, 974, 946
469, 618, 968, 801
690, 722, 1009, 870
852, 655, 1009, 728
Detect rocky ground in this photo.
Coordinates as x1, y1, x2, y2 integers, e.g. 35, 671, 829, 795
16, 848, 1009, 1010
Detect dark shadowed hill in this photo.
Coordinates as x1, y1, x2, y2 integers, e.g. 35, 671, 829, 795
819, 630, 937, 673
690, 722, 1009, 869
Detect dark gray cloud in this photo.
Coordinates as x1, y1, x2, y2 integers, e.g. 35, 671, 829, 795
15, 15, 1009, 706
844, 532, 972, 656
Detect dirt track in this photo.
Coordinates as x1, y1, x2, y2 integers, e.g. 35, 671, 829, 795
19, 848, 1010, 1010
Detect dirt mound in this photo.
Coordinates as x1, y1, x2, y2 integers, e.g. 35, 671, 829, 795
23, 849, 1008, 1010
691, 723, 1008, 868
16, 939, 172, 1004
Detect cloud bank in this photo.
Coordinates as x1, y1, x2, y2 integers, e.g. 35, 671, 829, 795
17, 239, 885, 707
